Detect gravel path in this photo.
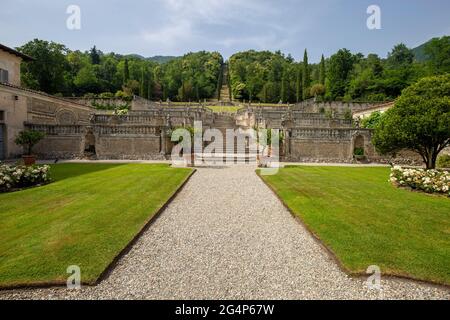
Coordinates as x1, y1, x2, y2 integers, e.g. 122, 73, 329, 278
1, 165, 448, 300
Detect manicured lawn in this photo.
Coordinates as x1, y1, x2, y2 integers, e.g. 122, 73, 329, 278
206, 105, 243, 113
0, 164, 192, 287
259, 166, 450, 285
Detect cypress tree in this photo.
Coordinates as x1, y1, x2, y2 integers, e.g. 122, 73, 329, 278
123, 59, 130, 85
280, 70, 287, 103
147, 71, 153, 100
296, 65, 303, 102
139, 67, 146, 98
302, 49, 310, 100
90, 46, 100, 65
262, 83, 268, 103
319, 54, 326, 85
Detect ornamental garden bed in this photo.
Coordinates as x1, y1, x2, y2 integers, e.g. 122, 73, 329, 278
0, 163, 51, 193
390, 166, 450, 197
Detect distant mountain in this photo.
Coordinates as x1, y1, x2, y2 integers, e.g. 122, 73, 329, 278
412, 41, 429, 62
148, 55, 177, 64
123, 54, 177, 64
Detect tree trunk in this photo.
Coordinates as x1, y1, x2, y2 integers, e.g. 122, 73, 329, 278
424, 147, 438, 170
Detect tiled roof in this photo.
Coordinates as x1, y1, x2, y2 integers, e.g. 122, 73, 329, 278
0, 43, 34, 61
0, 82, 92, 109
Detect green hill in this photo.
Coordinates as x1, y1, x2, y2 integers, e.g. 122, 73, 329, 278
123, 54, 177, 64
412, 41, 429, 62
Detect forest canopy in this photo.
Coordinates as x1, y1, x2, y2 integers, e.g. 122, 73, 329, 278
228, 36, 450, 103
15, 36, 450, 103
17, 39, 223, 101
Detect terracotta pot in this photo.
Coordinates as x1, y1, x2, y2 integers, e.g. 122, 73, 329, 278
22, 155, 36, 166
183, 153, 195, 167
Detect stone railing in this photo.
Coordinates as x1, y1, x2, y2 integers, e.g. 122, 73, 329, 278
292, 101, 388, 113
25, 123, 83, 135
294, 118, 352, 127
291, 128, 355, 140
93, 113, 162, 124
94, 125, 161, 136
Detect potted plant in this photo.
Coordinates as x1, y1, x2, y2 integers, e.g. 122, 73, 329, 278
354, 147, 366, 161
256, 128, 284, 166
172, 126, 197, 167
15, 130, 46, 166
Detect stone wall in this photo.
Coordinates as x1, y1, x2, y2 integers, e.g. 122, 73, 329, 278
292, 101, 387, 113
0, 49, 22, 87
287, 128, 377, 163
0, 83, 92, 158
26, 124, 85, 159
1, 85, 434, 165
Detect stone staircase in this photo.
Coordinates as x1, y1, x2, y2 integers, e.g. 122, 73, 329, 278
195, 114, 258, 165
218, 64, 232, 102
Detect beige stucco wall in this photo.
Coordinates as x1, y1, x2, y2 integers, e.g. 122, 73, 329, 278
0, 89, 29, 158
0, 84, 93, 159
0, 50, 22, 87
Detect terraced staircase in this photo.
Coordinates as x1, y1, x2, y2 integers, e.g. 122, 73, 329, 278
218, 64, 232, 103
195, 114, 258, 164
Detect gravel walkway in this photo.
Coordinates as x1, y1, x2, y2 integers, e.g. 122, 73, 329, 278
1, 166, 448, 300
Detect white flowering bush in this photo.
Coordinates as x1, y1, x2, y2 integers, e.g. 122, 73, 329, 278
0, 163, 51, 192
390, 166, 450, 196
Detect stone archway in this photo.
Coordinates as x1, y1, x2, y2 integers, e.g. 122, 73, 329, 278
351, 133, 366, 160
84, 129, 96, 157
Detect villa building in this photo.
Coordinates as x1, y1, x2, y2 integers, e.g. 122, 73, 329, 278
0, 43, 421, 165
0, 44, 92, 159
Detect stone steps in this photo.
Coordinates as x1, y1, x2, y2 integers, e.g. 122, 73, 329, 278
195, 152, 258, 164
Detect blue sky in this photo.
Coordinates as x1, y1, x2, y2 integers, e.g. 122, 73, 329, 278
1, 0, 449, 62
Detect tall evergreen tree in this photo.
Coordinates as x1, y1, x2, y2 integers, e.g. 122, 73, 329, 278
327, 48, 354, 99
123, 59, 130, 85
139, 67, 146, 98
261, 83, 268, 103
90, 46, 100, 65
147, 71, 153, 100
302, 49, 310, 100
280, 70, 288, 103
319, 54, 326, 85
296, 65, 303, 102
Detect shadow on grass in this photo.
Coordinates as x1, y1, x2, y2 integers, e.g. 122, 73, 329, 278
50, 163, 126, 182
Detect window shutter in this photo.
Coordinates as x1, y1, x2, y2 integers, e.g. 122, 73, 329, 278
0, 69, 9, 83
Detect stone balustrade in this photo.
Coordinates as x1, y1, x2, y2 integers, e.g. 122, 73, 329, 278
291, 128, 371, 140
95, 125, 161, 136
25, 124, 83, 135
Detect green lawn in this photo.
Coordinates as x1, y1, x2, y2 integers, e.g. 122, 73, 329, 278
0, 163, 193, 288
258, 166, 450, 285
206, 105, 243, 113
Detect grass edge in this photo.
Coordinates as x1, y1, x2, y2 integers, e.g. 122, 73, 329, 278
255, 169, 450, 289
0, 167, 197, 291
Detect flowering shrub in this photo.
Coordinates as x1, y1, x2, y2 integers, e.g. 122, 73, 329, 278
0, 163, 51, 192
390, 166, 450, 196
